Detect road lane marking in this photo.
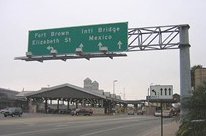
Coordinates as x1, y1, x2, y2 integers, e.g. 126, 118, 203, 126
0, 116, 161, 136
79, 123, 140, 136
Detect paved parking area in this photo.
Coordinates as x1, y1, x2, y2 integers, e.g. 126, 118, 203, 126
0, 113, 180, 136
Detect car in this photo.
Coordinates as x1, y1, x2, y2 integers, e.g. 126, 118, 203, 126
162, 110, 172, 118
59, 109, 72, 114
0, 108, 9, 114
136, 110, 144, 115
154, 110, 172, 118
154, 110, 161, 117
71, 108, 93, 116
127, 110, 135, 115
3, 107, 23, 117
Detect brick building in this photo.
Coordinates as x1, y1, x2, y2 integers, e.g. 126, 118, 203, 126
194, 67, 206, 90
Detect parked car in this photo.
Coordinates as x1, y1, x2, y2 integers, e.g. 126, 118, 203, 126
136, 110, 144, 115
59, 109, 72, 114
3, 107, 23, 117
127, 110, 135, 115
154, 110, 172, 118
154, 110, 161, 117
71, 108, 93, 116
0, 108, 9, 114
162, 110, 172, 118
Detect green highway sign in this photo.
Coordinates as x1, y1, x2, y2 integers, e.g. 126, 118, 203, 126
28, 22, 128, 56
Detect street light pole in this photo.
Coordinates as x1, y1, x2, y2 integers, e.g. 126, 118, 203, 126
113, 80, 118, 94
112, 80, 118, 115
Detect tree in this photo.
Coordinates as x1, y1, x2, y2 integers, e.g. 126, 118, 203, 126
177, 81, 206, 136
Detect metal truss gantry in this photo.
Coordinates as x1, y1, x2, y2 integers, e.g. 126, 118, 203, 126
127, 25, 185, 52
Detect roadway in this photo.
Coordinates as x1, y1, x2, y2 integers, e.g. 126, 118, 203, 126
0, 114, 175, 136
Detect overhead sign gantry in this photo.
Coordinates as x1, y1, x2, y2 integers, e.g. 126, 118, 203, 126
15, 23, 192, 115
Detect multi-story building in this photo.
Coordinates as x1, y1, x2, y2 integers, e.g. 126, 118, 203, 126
0, 88, 19, 109
194, 67, 206, 90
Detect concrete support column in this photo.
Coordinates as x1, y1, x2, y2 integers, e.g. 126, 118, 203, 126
82, 99, 86, 107
75, 101, 78, 109
103, 100, 107, 114
45, 98, 48, 114
123, 104, 128, 113
67, 99, 70, 110
134, 104, 138, 111
112, 101, 116, 109
119, 104, 122, 108
57, 99, 60, 111
98, 99, 104, 108
70, 98, 73, 105
27, 98, 32, 113
108, 101, 112, 114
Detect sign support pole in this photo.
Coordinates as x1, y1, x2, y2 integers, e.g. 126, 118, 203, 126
179, 25, 192, 116
160, 100, 163, 136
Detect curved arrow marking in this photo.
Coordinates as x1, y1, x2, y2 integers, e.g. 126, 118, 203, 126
151, 89, 156, 95
47, 46, 54, 51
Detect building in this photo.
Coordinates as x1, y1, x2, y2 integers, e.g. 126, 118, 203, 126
0, 88, 19, 109
194, 67, 206, 90
1, 78, 152, 114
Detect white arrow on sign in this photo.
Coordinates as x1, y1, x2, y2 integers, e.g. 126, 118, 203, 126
47, 46, 54, 51
79, 43, 84, 49
117, 41, 122, 49
97, 42, 103, 49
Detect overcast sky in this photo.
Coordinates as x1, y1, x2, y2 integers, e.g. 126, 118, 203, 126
0, 0, 206, 100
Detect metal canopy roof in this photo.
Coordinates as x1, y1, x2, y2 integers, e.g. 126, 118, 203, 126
19, 83, 135, 104
25, 83, 106, 99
